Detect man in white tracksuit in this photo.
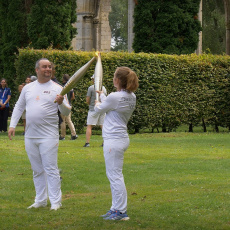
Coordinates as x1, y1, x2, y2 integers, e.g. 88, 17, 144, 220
8, 58, 71, 211
94, 66, 139, 220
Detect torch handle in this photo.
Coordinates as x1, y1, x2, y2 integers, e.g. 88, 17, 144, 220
96, 92, 100, 102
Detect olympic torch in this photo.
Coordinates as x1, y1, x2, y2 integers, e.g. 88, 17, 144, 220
54, 56, 96, 102
94, 52, 103, 101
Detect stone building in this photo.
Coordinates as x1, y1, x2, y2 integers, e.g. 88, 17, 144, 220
72, 0, 112, 52
72, 1, 230, 55
72, 0, 136, 52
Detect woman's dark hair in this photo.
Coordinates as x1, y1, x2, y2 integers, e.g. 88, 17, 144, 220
0, 78, 8, 88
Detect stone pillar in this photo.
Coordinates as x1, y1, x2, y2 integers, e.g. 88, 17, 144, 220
99, 1, 112, 52
72, 0, 94, 51
224, 0, 230, 55
93, 18, 101, 51
196, 0, 202, 55
128, 0, 135, 52
83, 16, 94, 51
72, 0, 111, 52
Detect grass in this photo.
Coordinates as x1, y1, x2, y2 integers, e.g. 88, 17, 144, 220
1, 125, 230, 229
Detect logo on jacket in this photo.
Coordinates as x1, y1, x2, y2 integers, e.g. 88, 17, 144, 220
43, 90, 51, 94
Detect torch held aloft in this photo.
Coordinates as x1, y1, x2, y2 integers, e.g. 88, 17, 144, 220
54, 56, 96, 103
94, 52, 103, 101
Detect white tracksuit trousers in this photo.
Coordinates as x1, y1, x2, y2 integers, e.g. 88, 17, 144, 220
103, 138, 129, 213
25, 138, 62, 205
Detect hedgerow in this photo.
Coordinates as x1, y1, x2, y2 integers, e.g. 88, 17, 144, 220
14, 49, 230, 133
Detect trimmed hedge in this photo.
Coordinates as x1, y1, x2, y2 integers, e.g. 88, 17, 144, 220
14, 49, 230, 133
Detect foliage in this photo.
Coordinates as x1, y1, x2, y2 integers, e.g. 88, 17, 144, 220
109, 0, 128, 51
109, 0, 225, 54
0, 4, 3, 74
1, 129, 230, 229
0, 0, 77, 90
14, 49, 230, 133
27, 0, 77, 50
0, 0, 29, 90
133, 0, 202, 54
202, 0, 225, 54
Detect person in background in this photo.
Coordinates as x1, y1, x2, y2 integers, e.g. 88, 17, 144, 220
8, 58, 71, 211
83, 75, 107, 147
51, 62, 61, 84
94, 67, 139, 220
0, 78, 11, 132
51, 62, 63, 128
18, 76, 32, 93
26, 76, 32, 84
30, 75, 37, 82
59, 74, 78, 140
19, 76, 32, 135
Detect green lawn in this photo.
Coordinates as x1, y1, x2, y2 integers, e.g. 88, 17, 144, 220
1, 125, 230, 229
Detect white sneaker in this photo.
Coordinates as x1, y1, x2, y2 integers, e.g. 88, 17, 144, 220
27, 202, 47, 209
50, 203, 62, 211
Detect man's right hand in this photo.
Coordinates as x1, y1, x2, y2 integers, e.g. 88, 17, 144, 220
8, 127, 15, 140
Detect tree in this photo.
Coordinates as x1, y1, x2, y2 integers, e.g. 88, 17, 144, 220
0, 0, 30, 86
0, 0, 77, 85
109, 0, 128, 51
203, 0, 225, 54
27, 0, 77, 50
0, 15, 3, 74
133, 0, 202, 54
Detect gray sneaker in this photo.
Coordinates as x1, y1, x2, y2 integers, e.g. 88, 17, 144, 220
71, 135, 78, 140
83, 143, 90, 147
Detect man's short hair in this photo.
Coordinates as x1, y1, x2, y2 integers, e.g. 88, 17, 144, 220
35, 58, 49, 69
30, 76, 37, 82
63, 74, 70, 82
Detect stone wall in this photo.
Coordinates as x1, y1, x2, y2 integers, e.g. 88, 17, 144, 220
72, 0, 112, 52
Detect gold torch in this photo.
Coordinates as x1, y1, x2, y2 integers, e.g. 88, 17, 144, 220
94, 52, 103, 101
54, 56, 96, 102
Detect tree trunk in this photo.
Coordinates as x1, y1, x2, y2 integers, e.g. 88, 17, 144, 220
25, 0, 33, 13
215, 123, 219, 133
224, 0, 230, 55
135, 127, 139, 133
189, 123, 193, 132
162, 124, 167, 132
202, 118, 207, 132
128, 0, 135, 52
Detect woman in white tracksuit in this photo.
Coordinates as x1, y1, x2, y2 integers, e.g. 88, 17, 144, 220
94, 67, 139, 220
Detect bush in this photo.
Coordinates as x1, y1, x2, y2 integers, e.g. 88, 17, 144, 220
14, 49, 230, 133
